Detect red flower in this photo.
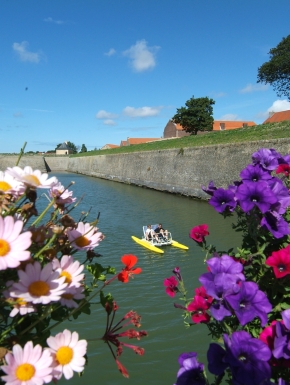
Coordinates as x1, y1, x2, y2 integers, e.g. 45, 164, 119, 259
276, 164, 290, 176
266, 245, 290, 278
195, 286, 213, 306
164, 276, 179, 297
187, 295, 210, 323
118, 254, 142, 283
189, 224, 209, 243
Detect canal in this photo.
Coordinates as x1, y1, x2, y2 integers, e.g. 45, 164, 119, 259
48, 172, 241, 385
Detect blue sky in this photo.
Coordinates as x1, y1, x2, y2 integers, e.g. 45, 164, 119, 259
1, 0, 290, 153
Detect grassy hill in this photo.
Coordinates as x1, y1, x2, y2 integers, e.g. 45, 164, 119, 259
72, 120, 290, 157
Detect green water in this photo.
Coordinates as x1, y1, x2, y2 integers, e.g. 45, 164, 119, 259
49, 172, 241, 385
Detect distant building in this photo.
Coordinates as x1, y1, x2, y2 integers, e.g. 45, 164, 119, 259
56, 142, 74, 155
263, 109, 290, 124
100, 144, 119, 150
163, 119, 256, 138
120, 137, 160, 146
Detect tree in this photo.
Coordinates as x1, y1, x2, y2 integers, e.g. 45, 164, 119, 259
80, 144, 87, 153
55, 141, 79, 154
257, 35, 290, 101
172, 96, 215, 135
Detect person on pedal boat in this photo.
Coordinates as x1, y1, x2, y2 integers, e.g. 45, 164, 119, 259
145, 225, 159, 242
155, 223, 169, 240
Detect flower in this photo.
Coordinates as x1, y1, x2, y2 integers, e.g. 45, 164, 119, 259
172, 267, 182, 281
164, 276, 179, 297
261, 211, 290, 239
175, 352, 205, 385
0, 215, 32, 270
236, 181, 277, 213
209, 188, 236, 213
276, 163, 290, 176
0, 171, 25, 197
49, 182, 76, 205
194, 286, 213, 306
118, 255, 142, 283
67, 222, 103, 251
46, 329, 87, 380
266, 245, 290, 278
189, 224, 209, 243
240, 164, 272, 183
187, 296, 210, 324
10, 261, 67, 304
252, 148, 280, 171
1, 341, 53, 385
225, 281, 272, 326
6, 166, 57, 189
60, 286, 85, 308
52, 255, 84, 288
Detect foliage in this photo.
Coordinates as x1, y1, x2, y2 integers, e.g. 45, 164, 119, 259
70, 120, 290, 157
80, 144, 87, 153
165, 148, 290, 385
0, 162, 146, 383
172, 95, 215, 135
257, 34, 290, 100
55, 142, 79, 154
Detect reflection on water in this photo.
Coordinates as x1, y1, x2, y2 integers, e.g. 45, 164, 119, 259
48, 172, 241, 385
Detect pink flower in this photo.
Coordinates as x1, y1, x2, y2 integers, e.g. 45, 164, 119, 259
60, 286, 85, 308
164, 276, 178, 297
1, 341, 53, 385
67, 222, 103, 251
276, 164, 290, 176
6, 166, 57, 189
0, 216, 32, 270
187, 295, 210, 323
52, 255, 84, 288
46, 329, 87, 380
189, 224, 209, 243
194, 286, 213, 306
266, 245, 290, 278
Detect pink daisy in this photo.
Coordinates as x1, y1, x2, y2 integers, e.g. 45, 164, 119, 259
46, 329, 87, 380
10, 262, 67, 305
49, 182, 76, 205
60, 286, 85, 308
0, 216, 32, 270
52, 255, 84, 288
67, 222, 103, 251
3, 281, 36, 318
1, 341, 53, 385
6, 166, 57, 189
0, 171, 25, 197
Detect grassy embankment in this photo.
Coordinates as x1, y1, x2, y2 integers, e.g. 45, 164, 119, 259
71, 121, 290, 158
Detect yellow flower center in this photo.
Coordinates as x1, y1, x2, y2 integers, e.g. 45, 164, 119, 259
0, 181, 12, 192
61, 293, 74, 299
28, 281, 50, 296
16, 298, 28, 306
16, 363, 36, 381
60, 271, 72, 284
0, 239, 10, 257
56, 346, 74, 365
23, 175, 41, 186
75, 236, 90, 248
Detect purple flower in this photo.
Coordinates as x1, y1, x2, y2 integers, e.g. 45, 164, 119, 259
225, 281, 272, 326
240, 164, 272, 183
201, 181, 217, 196
261, 212, 290, 239
208, 331, 272, 385
236, 181, 277, 213
209, 188, 237, 213
175, 352, 206, 385
273, 321, 290, 360
252, 148, 280, 171
282, 309, 290, 330
268, 178, 290, 215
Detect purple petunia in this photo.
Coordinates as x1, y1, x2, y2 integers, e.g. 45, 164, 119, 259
268, 178, 290, 215
209, 188, 237, 213
261, 211, 290, 239
175, 352, 206, 385
236, 181, 277, 213
208, 331, 272, 385
240, 164, 272, 183
252, 148, 281, 171
225, 281, 272, 326
201, 181, 217, 196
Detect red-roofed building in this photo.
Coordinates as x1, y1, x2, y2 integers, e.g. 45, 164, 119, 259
120, 137, 160, 146
100, 144, 119, 150
263, 110, 290, 124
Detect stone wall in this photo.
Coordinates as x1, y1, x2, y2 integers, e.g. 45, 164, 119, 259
1, 139, 290, 199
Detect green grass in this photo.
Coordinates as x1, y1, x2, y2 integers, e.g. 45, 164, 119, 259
71, 121, 290, 157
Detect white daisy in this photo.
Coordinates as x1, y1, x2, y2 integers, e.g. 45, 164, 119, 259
67, 222, 103, 251
0, 171, 25, 197
52, 255, 84, 288
10, 261, 67, 305
46, 329, 87, 380
0, 216, 32, 270
49, 182, 76, 205
6, 166, 57, 189
60, 286, 85, 308
1, 341, 53, 385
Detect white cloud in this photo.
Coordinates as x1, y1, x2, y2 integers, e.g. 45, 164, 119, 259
44, 17, 64, 25
218, 114, 239, 121
12, 41, 41, 63
123, 106, 162, 118
267, 99, 290, 113
104, 48, 116, 56
123, 40, 160, 72
239, 83, 269, 93
95, 110, 117, 119
13, 112, 23, 118
103, 119, 116, 126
